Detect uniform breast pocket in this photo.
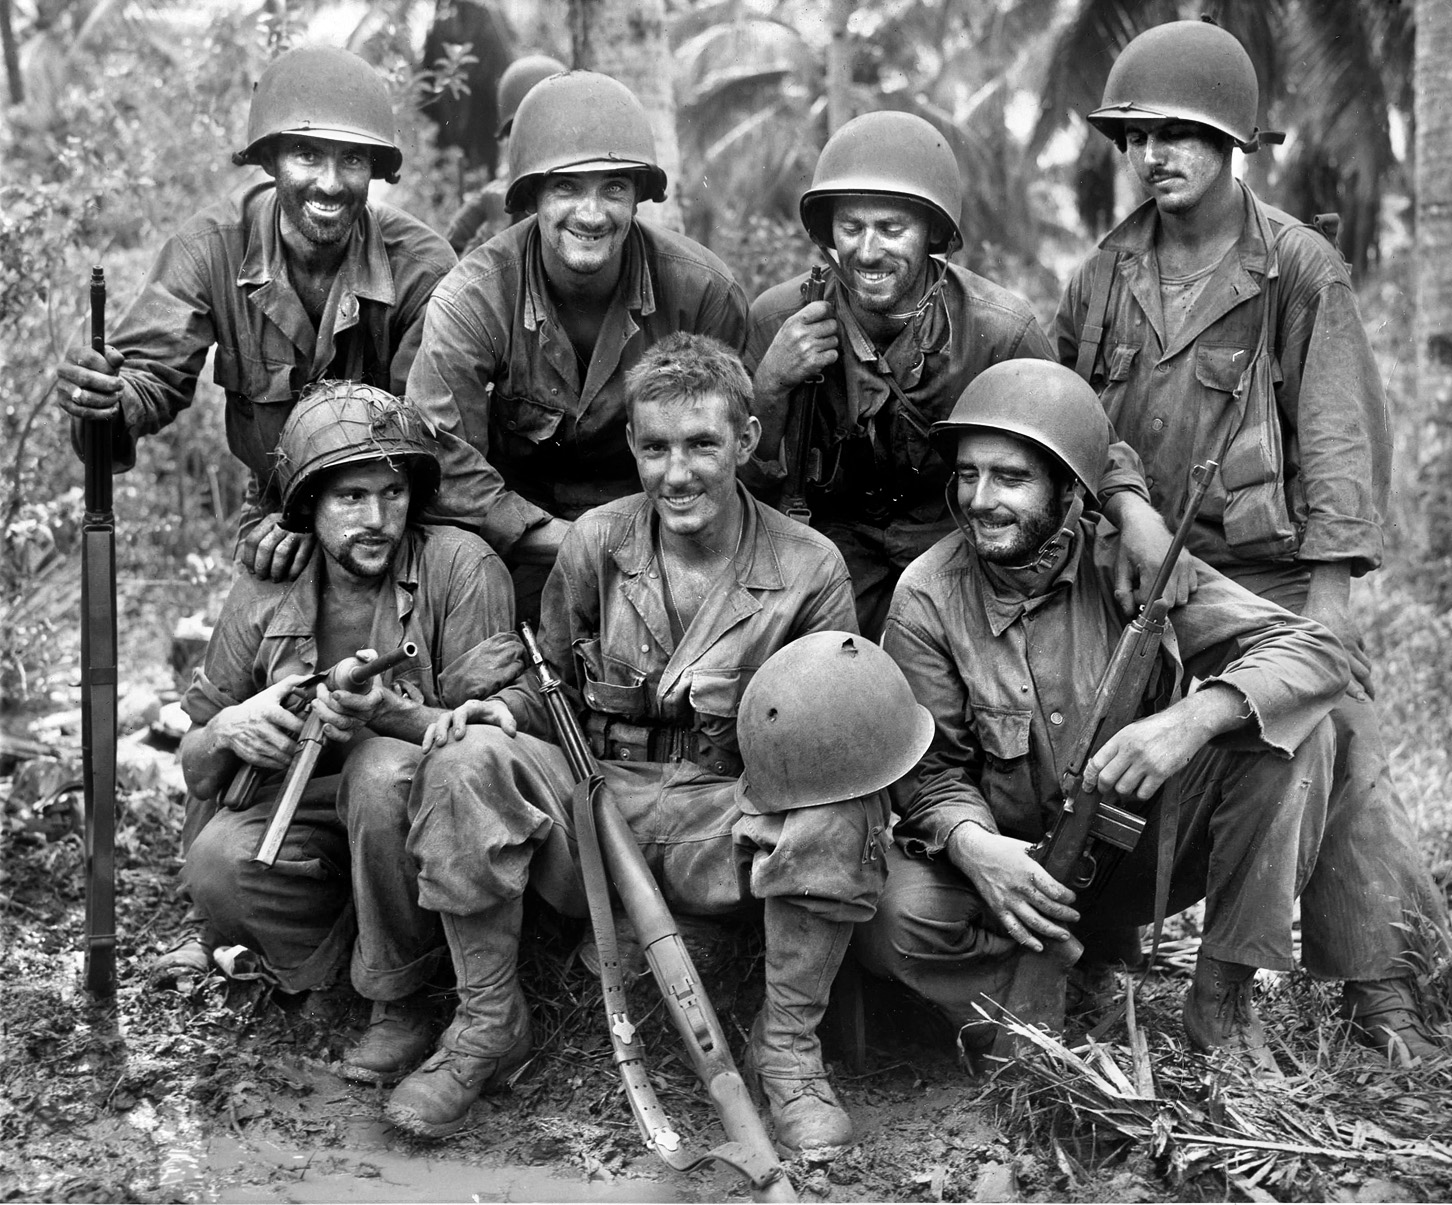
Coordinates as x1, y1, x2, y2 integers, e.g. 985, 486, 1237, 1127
1093, 344, 1139, 421
494, 393, 566, 453
575, 638, 649, 717
972, 703, 1036, 815
688, 669, 751, 757
214, 344, 294, 403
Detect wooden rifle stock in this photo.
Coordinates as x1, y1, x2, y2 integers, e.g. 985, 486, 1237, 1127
988, 462, 1219, 1058
780, 266, 828, 525
81, 266, 118, 997
250, 642, 418, 867
519, 624, 794, 1203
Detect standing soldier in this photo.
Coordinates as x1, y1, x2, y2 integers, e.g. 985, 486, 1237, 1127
745, 111, 1181, 637
1056, 18, 1446, 1060
443, 53, 567, 255
54, 45, 460, 582
408, 71, 749, 621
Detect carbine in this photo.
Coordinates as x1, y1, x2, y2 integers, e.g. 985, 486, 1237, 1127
249, 642, 419, 867
780, 266, 829, 525
520, 623, 795, 1203
989, 459, 1219, 1058
81, 265, 118, 997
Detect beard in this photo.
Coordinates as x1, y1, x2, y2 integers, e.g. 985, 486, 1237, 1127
966, 498, 1066, 565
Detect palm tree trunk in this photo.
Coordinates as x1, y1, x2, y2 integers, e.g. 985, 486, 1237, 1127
1, 0, 22, 106
825, 0, 852, 134
1416, 0, 1452, 594
569, 0, 682, 231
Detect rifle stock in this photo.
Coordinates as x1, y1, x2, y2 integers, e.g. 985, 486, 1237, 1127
520, 623, 795, 1203
250, 642, 418, 867
988, 462, 1219, 1059
82, 266, 118, 997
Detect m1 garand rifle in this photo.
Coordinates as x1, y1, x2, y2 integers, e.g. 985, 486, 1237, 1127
519, 623, 796, 1203
238, 642, 419, 867
780, 266, 829, 525
81, 266, 118, 997
989, 459, 1220, 1059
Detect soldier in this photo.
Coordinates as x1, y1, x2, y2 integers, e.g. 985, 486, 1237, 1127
54, 45, 460, 583
1056, 18, 1447, 1060
857, 361, 1349, 1072
176, 383, 521, 1082
443, 53, 567, 255
745, 111, 1181, 637
407, 71, 749, 621
390, 334, 929, 1152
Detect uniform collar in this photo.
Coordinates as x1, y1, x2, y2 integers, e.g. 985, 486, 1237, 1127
970, 517, 1088, 638
521, 218, 657, 333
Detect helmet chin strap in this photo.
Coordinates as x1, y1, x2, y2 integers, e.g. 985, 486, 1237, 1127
946, 479, 1087, 593
827, 254, 949, 330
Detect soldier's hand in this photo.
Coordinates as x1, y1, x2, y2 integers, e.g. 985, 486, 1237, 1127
947, 824, 1078, 953
238, 513, 316, 582
213, 674, 307, 769
754, 300, 838, 397
421, 698, 517, 751
1110, 497, 1197, 612
1303, 597, 1374, 698
313, 649, 386, 740
56, 344, 125, 419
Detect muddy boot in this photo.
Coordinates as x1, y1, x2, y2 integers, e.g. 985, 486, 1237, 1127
1182, 953, 1280, 1077
747, 898, 855, 1158
338, 991, 437, 1086
384, 901, 532, 1138
1341, 978, 1445, 1065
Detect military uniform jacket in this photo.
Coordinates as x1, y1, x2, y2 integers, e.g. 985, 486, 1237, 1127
1055, 184, 1391, 576
882, 521, 1348, 851
408, 219, 749, 555
95, 182, 456, 512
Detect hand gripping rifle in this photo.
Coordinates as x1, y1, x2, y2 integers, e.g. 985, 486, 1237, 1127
989, 460, 1219, 1059
520, 623, 795, 1203
248, 642, 418, 867
81, 266, 118, 997
780, 266, 829, 525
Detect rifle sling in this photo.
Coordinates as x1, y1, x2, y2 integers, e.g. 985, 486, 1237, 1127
1073, 250, 1120, 384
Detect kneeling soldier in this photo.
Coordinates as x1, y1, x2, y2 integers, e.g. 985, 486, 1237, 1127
177, 383, 521, 1077
398, 333, 930, 1150
857, 360, 1357, 1072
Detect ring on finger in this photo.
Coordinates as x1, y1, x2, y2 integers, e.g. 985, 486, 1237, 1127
72, 386, 83, 404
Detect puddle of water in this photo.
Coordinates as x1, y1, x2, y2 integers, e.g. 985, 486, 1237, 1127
200, 1134, 696, 1203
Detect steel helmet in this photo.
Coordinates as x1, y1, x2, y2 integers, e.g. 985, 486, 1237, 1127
931, 360, 1111, 501
496, 54, 568, 138
735, 632, 935, 813
233, 45, 403, 183
504, 71, 668, 214
1088, 19, 1272, 152
800, 111, 963, 255
275, 382, 441, 532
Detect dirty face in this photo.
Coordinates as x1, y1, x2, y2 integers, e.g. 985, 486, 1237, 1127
954, 431, 1071, 564
830, 196, 933, 317
534, 170, 639, 282
267, 134, 372, 248
312, 460, 410, 582
1123, 119, 1231, 217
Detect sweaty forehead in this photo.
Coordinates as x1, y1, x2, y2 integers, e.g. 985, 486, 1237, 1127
540, 168, 639, 190
319, 459, 409, 493
831, 195, 929, 228
632, 391, 736, 434
955, 430, 1053, 475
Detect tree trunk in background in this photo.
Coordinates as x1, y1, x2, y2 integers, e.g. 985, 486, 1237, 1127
1, 0, 22, 106
1416, 0, 1452, 599
569, 0, 681, 231
825, 0, 852, 134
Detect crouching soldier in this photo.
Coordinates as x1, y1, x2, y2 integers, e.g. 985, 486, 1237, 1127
393, 333, 931, 1153
177, 383, 521, 1069
856, 360, 1355, 1073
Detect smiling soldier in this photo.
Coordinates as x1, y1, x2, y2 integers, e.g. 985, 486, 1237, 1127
406, 71, 749, 622
1056, 18, 1447, 1063
55, 45, 459, 582
397, 334, 921, 1153
745, 111, 1184, 640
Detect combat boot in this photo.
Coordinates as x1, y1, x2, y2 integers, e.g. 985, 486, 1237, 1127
747, 898, 855, 1157
338, 991, 436, 1085
1182, 952, 1280, 1077
1342, 978, 1445, 1065
384, 900, 532, 1138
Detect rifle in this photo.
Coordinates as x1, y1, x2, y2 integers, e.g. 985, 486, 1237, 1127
248, 642, 418, 867
520, 623, 795, 1203
780, 266, 829, 525
988, 460, 1220, 1059
81, 266, 118, 997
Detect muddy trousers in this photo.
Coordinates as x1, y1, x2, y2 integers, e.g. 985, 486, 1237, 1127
1225, 563, 1451, 979
182, 737, 445, 995
854, 720, 1335, 1032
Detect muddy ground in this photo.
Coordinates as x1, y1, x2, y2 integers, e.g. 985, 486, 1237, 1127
4, 702, 1452, 1204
